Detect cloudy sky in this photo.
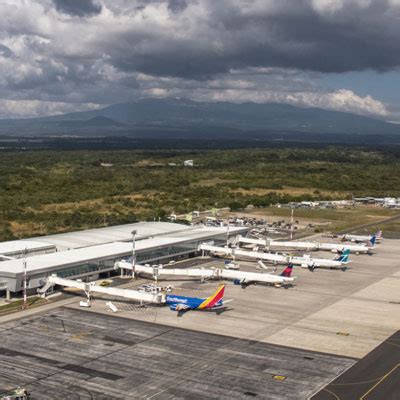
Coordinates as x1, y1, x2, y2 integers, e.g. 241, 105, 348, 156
1, 0, 400, 120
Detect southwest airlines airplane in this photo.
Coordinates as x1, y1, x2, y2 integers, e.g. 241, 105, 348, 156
166, 285, 230, 314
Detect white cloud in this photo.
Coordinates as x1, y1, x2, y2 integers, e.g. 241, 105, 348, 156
286, 89, 388, 117
210, 89, 387, 117
134, 70, 388, 118
0, 99, 101, 118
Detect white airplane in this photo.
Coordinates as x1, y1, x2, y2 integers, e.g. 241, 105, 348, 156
342, 231, 382, 244
238, 235, 373, 254
314, 241, 373, 254
115, 261, 295, 288
291, 249, 351, 271
199, 243, 351, 270
225, 264, 295, 288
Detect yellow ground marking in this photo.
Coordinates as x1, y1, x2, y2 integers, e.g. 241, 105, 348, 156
70, 331, 91, 341
360, 363, 400, 400
272, 375, 286, 381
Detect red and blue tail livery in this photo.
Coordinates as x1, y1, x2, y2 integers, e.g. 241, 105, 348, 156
280, 264, 294, 278
166, 285, 227, 313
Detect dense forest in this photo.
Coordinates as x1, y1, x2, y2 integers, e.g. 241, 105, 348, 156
1, 145, 400, 241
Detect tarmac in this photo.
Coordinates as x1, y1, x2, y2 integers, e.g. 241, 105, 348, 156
0, 307, 354, 399
312, 330, 400, 400
70, 238, 400, 359
0, 236, 399, 398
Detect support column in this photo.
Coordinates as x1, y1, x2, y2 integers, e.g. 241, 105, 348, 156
6, 289, 11, 301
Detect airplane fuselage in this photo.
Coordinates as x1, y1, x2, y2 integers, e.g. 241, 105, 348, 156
222, 269, 294, 284
291, 256, 347, 268
166, 294, 223, 310
343, 234, 374, 243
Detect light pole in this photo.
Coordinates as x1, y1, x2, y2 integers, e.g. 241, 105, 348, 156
131, 230, 137, 278
23, 249, 27, 310
290, 207, 294, 240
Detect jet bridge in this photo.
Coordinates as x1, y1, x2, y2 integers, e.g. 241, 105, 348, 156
115, 261, 220, 281
115, 261, 294, 286
38, 275, 165, 304
237, 235, 371, 254
198, 243, 290, 264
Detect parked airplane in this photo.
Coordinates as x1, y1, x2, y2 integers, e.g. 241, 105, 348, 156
237, 235, 373, 254
165, 285, 230, 314
230, 264, 295, 288
199, 243, 351, 269
342, 231, 382, 244
115, 261, 294, 289
294, 249, 351, 271
313, 240, 374, 254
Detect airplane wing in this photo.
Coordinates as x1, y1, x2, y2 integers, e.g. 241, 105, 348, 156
211, 299, 234, 309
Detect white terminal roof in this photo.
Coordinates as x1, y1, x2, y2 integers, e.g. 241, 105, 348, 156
0, 240, 55, 256
31, 221, 194, 251
0, 224, 246, 277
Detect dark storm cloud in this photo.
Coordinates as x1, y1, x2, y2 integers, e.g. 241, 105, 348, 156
52, 0, 102, 17
167, 0, 188, 13
0, 0, 399, 118
101, 0, 400, 79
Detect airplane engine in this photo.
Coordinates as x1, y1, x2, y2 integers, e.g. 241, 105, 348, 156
233, 279, 247, 288
169, 304, 187, 311
300, 262, 315, 271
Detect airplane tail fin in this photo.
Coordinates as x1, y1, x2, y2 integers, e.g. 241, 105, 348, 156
198, 285, 225, 309
280, 263, 294, 277
368, 235, 376, 247
336, 248, 350, 263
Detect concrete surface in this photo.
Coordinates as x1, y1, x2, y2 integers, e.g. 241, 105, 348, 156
0, 235, 399, 399
0, 308, 354, 399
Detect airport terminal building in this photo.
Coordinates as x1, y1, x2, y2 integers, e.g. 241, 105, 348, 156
0, 222, 247, 297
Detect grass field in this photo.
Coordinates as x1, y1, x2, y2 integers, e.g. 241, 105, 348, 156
1, 145, 400, 240
0, 296, 46, 315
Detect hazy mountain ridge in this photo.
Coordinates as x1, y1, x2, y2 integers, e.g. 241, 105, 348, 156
0, 98, 398, 137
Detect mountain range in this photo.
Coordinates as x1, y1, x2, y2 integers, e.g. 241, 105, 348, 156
0, 98, 398, 138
